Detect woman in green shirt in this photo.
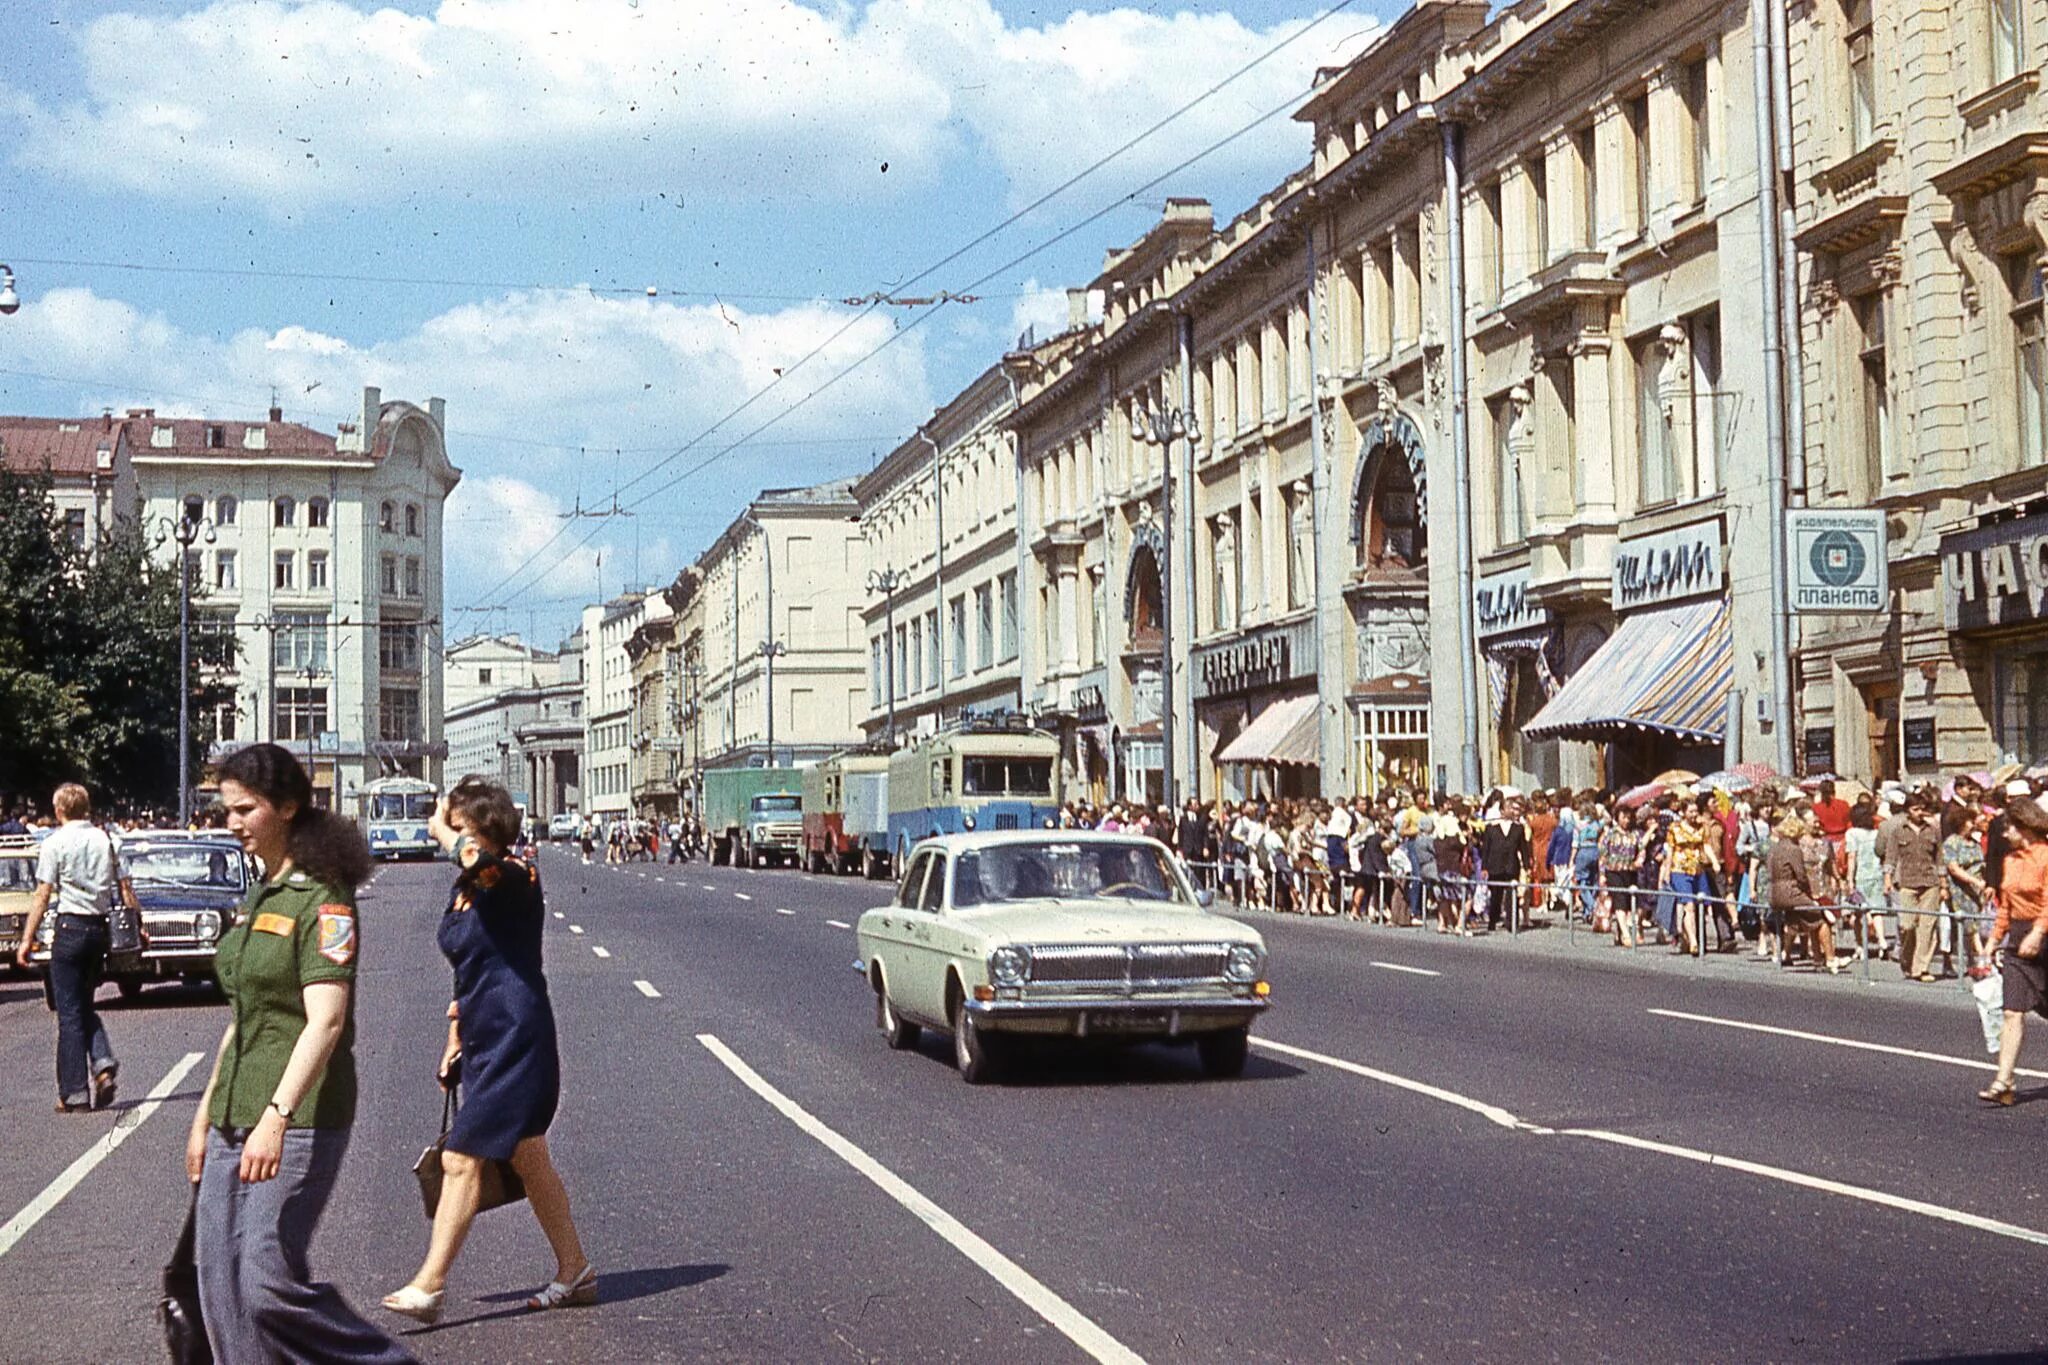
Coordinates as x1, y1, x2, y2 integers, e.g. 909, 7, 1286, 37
183, 744, 415, 1365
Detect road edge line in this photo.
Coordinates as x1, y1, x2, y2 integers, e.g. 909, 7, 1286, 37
695, 1033, 1146, 1365
1647, 1007, 2048, 1079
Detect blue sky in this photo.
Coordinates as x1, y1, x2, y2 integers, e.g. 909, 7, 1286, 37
2, 0, 1404, 644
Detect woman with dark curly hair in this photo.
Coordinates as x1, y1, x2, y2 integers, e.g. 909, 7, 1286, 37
1980, 797, 2048, 1105
184, 743, 416, 1365
384, 775, 592, 1322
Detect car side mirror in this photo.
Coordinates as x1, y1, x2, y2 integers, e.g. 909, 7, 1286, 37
1195, 889, 1215, 909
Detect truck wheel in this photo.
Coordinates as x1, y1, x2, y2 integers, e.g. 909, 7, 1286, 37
876, 980, 919, 1051
952, 996, 1002, 1085
1197, 1027, 1250, 1079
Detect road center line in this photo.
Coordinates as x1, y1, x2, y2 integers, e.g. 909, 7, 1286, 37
702, 884, 716, 891
1648, 1008, 2048, 1079
696, 1034, 1146, 1365
775, 907, 795, 916
634, 980, 661, 998
552, 912, 565, 920
569, 926, 585, 935
0, 1051, 206, 1261
1254, 1035, 2048, 1247
1370, 961, 1441, 977
826, 919, 851, 930
734, 893, 753, 902
592, 946, 611, 959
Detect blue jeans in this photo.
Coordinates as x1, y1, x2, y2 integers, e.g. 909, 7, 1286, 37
197, 1127, 417, 1365
47, 916, 116, 1105
1572, 852, 1602, 920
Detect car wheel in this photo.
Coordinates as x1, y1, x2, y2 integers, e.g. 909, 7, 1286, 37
876, 981, 919, 1051
1197, 1027, 1250, 1079
952, 996, 1001, 1085
117, 979, 144, 1002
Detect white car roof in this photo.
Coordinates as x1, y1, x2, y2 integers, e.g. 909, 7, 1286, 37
911, 829, 1172, 855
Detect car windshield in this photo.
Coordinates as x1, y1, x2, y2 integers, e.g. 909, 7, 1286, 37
951, 841, 1190, 908
755, 795, 801, 815
371, 793, 436, 821
960, 757, 1054, 797
125, 845, 246, 890
0, 857, 36, 893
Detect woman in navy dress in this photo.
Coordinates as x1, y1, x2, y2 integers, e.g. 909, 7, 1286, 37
383, 778, 594, 1324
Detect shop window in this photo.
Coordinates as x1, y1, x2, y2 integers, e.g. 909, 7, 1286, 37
1995, 644, 2048, 764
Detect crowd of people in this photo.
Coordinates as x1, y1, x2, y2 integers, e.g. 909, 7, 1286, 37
573, 813, 702, 866
1053, 772, 2048, 982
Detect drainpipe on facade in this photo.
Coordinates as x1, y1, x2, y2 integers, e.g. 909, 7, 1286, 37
1752, 0, 1798, 775
1004, 371, 1035, 735
1440, 118, 1483, 796
1177, 308, 1201, 802
1303, 220, 1344, 799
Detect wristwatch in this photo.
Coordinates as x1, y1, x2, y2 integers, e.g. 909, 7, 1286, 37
266, 1100, 293, 1123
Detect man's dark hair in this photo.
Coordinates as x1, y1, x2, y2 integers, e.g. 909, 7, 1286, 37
447, 775, 523, 847
216, 743, 371, 890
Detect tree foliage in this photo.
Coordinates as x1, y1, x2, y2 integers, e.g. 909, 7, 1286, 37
0, 469, 234, 812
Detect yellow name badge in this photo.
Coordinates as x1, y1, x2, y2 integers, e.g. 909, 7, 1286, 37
252, 913, 296, 937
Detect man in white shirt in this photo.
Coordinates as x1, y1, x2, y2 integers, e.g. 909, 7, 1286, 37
15, 783, 137, 1111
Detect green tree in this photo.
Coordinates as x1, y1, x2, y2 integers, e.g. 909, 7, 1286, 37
0, 468, 233, 812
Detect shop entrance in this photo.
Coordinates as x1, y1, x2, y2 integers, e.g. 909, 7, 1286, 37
1860, 678, 1901, 784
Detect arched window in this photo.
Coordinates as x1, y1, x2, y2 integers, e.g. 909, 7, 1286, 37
379, 501, 395, 533
273, 496, 295, 528
1126, 544, 1163, 635
214, 495, 237, 526
307, 497, 329, 529
1357, 444, 1426, 573
405, 502, 420, 537
182, 495, 204, 525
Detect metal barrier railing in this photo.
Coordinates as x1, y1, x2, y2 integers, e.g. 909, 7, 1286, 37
1174, 857, 1997, 986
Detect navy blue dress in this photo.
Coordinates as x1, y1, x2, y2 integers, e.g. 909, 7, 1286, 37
439, 851, 560, 1161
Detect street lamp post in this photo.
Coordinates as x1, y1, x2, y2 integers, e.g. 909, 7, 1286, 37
758, 639, 788, 767
1132, 401, 1199, 812
865, 566, 908, 744
163, 512, 216, 826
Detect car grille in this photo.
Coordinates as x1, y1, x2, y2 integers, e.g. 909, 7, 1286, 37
992, 814, 1020, 831
1028, 943, 1231, 987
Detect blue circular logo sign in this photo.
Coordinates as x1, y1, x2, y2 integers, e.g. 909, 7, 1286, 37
1810, 529, 1866, 587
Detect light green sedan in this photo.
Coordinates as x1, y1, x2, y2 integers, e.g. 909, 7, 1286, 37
855, 831, 1271, 1084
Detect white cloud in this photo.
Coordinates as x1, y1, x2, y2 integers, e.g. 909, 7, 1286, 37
1006, 278, 1079, 348
10, 0, 1364, 213
445, 472, 605, 587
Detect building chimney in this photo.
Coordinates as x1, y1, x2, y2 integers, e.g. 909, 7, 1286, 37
428, 396, 446, 431
1066, 288, 1088, 329
102, 408, 112, 432
268, 403, 283, 423
361, 385, 381, 442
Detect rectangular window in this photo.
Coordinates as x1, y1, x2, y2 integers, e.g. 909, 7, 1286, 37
2012, 255, 2048, 468
379, 687, 422, 743
272, 686, 328, 741
924, 609, 939, 688
1492, 398, 1523, 548
1549, 362, 1578, 508
1847, 1, 1876, 150
1575, 124, 1599, 248
870, 638, 883, 707
1090, 569, 1107, 666
1626, 93, 1652, 231
404, 557, 421, 597
1245, 491, 1265, 612
1528, 151, 1550, 272
1994, 0, 2026, 83
1480, 180, 1505, 303
214, 701, 238, 743
787, 603, 812, 649
195, 612, 237, 668
1690, 308, 1724, 495
378, 623, 420, 672
949, 596, 967, 679
214, 550, 236, 591
895, 623, 910, 697
1682, 57, 1713, 200
380, 555, 398, 595
183, 549, 201, 591
271, 612, 329, 672
274, 551, 294, 591
307, 498, 329, 529
998, 571, 1018, 662
1283, 485, 1307, 612
1369, 240, 1395, 358
1637, 337, 1679, 507
306, 550, 328, 591
63, 509, 86, 546
1397, 221, 1422, 343
976, 583, 995, 670
1859, 295, 1894, 492
215, 496, 237, 526
909, 616, 924, 693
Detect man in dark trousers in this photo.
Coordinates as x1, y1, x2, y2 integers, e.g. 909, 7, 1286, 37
1177, 800, 1212, 890
1478, 794, 1531, 932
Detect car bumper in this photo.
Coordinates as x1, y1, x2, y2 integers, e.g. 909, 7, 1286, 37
962, 993, 1269, 1038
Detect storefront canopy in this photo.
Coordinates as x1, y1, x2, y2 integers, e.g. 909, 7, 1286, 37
1217, 694, 1321, 767
1522, 596, 1733, 744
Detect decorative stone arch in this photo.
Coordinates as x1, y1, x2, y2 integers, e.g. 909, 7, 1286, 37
1124, 520, 1165, 632
1350, 407, 1429, 569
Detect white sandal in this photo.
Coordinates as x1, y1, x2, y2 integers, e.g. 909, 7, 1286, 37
381, 1285, 444, 1324
526, 1263, 597, 1311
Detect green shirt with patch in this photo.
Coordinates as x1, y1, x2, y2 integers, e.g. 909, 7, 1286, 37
208, 870, 359, 1130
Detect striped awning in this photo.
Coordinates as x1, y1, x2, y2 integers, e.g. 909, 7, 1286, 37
1218, 693, 1321, 767
1522, 597, 1733, 743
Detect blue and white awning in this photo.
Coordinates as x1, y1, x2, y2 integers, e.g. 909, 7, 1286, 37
1522, 597, 1732, 744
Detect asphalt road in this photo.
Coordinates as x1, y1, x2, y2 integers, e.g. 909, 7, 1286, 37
3, 845, 2045, 1363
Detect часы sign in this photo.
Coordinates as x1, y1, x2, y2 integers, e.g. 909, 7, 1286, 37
1943, 515, 2048, 632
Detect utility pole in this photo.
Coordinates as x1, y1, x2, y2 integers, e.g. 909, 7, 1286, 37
167, 512, 215, 825
1133, 397, 1199, 811
867, 567, 908, 744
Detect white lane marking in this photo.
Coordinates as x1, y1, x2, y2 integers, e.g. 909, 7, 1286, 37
570, 926, 585, 935
1257, 1036, 2048, 1247
592, 946, 611, 959
734, 892, 753, 902
1566, 1127, 2048, 1247
634, 980, 662, 998
655, 876, 666, 882
1370, 961, 1441, 977
553, 912, 565, 920
697, 1034, 1146, 1365
702, 884, 716, 892
826, 919, 851, 930
775, 907, 795, 917
1648, 1008, 2048, 1079
0, 1051, 206, 1261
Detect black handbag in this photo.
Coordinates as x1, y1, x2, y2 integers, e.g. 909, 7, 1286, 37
412, 1070, 526, 1220
158, 1187, 211, 1364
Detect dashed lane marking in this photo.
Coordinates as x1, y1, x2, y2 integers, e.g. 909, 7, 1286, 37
1370, 961, 1441, 977
1252, 1036, 2048, 1248
826, 920, 851, 930
1648, 1008, 2048, 1079
553, 912, 565, 920
697, 1034, 1147, 1365
570, 926, 585, 935
702, 884, 716, 892
775, 908, 795, 916
592, 946, 611, 959
734, 893, 753, 902
0, 1051, 206, 1261
634, 980, 662, 999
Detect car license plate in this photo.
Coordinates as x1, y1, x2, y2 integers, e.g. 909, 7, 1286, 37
1088, 1010, 1169, 1034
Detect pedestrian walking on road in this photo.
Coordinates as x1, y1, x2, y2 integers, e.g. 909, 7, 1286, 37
1979, 797, 2048, 1106
384, 776, 593, 1323
14, 783, 138, 1112
184, 743, 417, 1365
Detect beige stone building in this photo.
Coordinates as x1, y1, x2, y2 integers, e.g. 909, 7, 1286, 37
1788, 0, 2048, 779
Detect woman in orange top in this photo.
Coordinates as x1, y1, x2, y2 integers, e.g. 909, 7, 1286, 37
1981, 797, 2048, 1106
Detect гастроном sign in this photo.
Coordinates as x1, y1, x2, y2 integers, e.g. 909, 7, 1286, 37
1943, 516, 2048, 632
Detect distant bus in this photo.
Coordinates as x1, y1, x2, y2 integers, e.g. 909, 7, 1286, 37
887, 724, 1060, 867
363, 775, 439, 861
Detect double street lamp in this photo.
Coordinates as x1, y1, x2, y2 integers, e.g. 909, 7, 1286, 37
1130, 401, 1199, 811
758, 639, 788, 768
865, 566, 909, 744
161, 512, 217, 826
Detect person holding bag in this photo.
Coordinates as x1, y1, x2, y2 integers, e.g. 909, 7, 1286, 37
183, 744, 416, 1365
383, 776, 593, 1323
1979, 797, 2048, 1105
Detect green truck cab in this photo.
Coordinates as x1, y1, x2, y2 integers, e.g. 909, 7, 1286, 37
702, 767, 804, 868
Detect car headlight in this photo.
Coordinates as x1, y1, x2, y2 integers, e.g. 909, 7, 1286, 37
989, 945, 1031, 987
1224, 944, 1263, 982
962, 815, 977, 831
195, 911, 221, 941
